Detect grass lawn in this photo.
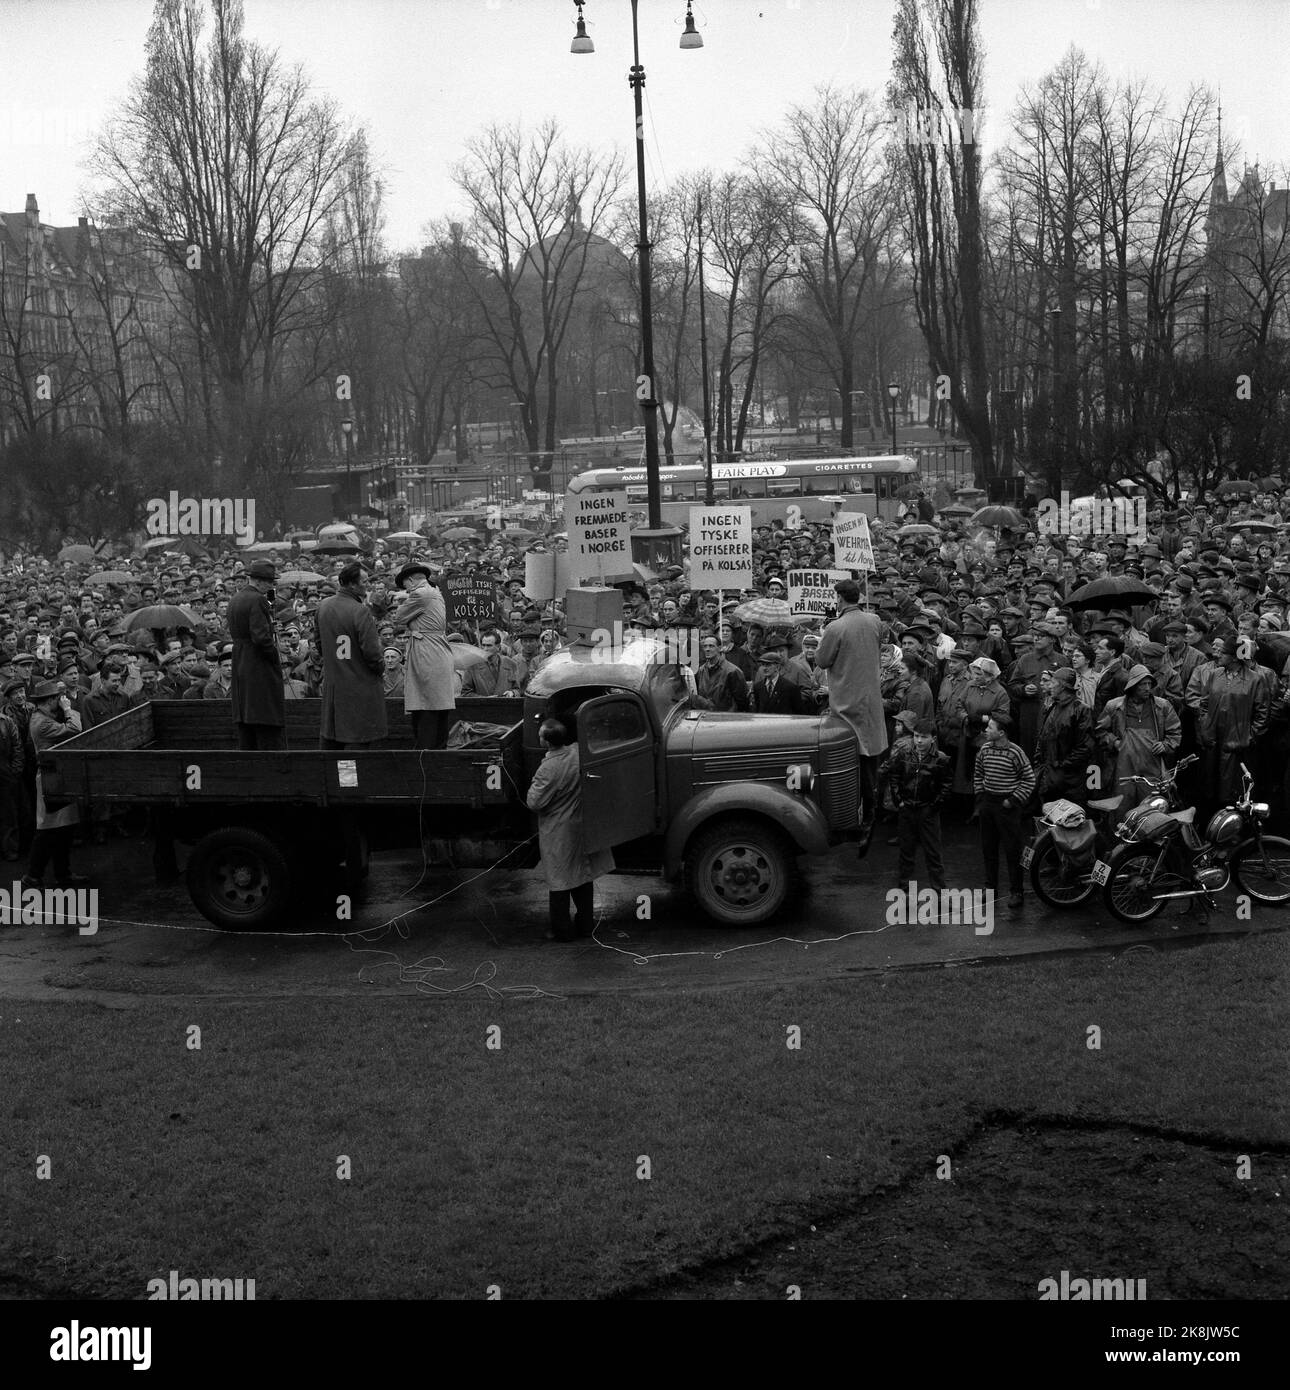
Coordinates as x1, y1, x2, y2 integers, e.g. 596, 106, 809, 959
2, 934, 1286, 1299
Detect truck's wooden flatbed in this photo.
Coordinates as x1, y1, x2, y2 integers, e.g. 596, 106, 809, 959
40, 699, 527, 812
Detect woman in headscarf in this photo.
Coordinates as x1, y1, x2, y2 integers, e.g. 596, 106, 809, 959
949, 657, 1011, 799
391, 563, 456, 748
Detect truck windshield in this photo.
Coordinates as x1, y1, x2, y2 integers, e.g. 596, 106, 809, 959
641, 664, 690, 726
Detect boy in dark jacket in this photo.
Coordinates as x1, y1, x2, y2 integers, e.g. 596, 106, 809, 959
887, 714, 952, 892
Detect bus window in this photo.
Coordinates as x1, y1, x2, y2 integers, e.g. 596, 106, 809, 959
734, 477, 766, 497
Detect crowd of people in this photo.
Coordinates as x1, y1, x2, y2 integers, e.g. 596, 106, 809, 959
4, 479, 1290, 915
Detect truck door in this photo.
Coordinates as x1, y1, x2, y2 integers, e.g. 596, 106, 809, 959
577, 692, 657, 852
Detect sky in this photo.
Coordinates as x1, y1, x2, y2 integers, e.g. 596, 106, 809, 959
4, 0, 1289, 251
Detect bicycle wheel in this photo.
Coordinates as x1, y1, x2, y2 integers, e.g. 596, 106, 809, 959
1232, 835, 1290, 906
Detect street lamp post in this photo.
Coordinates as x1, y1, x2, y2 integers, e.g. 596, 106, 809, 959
572, 0, 701, 565
340, 416, 353, 474
887, 382, 900, 456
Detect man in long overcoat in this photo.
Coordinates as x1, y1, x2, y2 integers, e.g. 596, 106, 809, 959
227, 558, 284, 749
814, 579, 888, 843
526, 718, 614, 942
317, 562, 387, 749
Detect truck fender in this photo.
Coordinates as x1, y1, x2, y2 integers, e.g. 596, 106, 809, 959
663, 784, 830, 880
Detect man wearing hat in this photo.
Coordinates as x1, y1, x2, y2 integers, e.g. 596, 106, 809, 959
1007, 621, 1063, 759
1097, 664, 1181, 819
0, 677, 25, 860
316, 561, 387, 749
21, 679, 90, 891
1033, 666, 1095, 807
750, 645, 808, 715
227, 559, 285, 748
1186, 634, 1270, 814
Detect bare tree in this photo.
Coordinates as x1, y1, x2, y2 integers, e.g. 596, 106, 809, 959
451, 119, 625, 466
90, 0, 361, 485
890, 0, 994, 485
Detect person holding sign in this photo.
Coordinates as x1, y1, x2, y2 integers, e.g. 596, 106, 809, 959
393, 563, 456, 749
815, 579, 887, 856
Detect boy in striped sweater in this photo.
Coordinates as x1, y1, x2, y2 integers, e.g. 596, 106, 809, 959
973, 712, 1036, 909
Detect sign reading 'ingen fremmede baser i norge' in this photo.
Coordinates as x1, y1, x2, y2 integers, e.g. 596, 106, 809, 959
565, 489, 633, 581
689, 506, 753, 588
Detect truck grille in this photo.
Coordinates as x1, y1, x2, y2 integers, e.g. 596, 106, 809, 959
816, 734, 859, 829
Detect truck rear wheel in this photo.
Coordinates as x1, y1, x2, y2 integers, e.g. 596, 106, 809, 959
685, 817, 794, 926
186, 826, 294, 931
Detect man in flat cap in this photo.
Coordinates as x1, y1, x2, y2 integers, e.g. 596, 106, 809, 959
227, 558, 285, 749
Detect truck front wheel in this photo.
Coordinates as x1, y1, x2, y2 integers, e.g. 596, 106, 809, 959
186, 826, 294, 931
685, 817, 795, 926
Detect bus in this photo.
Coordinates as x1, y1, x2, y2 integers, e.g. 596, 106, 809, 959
565, 455, 920, 527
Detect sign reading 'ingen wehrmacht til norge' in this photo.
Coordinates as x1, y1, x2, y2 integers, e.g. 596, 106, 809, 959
688, 506, 753, 588
832, 511, 876, 571
787, 569, 852, 617
565, 488, 633, 581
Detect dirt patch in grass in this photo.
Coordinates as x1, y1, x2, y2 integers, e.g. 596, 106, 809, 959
628, 1118, 1290, 1300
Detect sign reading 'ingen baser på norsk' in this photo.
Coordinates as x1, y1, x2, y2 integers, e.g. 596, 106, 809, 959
565, 488, 633, 582
787, 569, 852, 617
689, 506, 753, 589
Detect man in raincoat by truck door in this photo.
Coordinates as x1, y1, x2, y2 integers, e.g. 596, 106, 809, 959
526, 717, 614, 942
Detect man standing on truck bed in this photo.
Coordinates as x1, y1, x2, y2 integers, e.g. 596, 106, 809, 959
227, 558, 285, 750
317, 562, 387, 749
815, 578, 888, 857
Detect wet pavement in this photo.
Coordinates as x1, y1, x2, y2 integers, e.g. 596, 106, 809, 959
0, 818, 1283, 1005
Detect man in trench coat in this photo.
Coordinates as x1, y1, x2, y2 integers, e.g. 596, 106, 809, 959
317, 562, 387, 749
525, 718, 614, 942
815, 578, 888, 850
227, 558, 285, 749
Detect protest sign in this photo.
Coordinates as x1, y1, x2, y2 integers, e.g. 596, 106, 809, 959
689, 506, 753, 589
832, 511, 875, 571
787, 569, 851, 617
523, 551, 572, 603
442, 575, 504, 628
564, 488, 633, 582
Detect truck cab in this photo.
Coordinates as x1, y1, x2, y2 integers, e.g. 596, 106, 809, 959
525, 637, 860, 923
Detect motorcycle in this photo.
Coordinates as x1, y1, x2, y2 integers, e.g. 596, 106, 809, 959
1024, 755, 1194, 909
1098, 762, 1290, 923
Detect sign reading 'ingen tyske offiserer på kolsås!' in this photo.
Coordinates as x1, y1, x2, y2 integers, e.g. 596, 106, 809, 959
688, 506, 753, 589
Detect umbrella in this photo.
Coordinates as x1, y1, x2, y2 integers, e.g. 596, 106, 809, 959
895, 523, 939, 538
442, 526, 481, 541
120, 604, 202, 632
318, 523, 362, 540
313, 540, 361, 555
1216, 479, 1257, 497
501, 528, 537, 542
241, 541, 291, 553
446, 642, 489, 672
85, 570, 136, 586
940, 503, 974, 518
1228, 519, 1278, 534
1256, 632, 1290, 668
382, 531, 425, 544
285, 530, 316, 542
142, 536, 180, 552
1064, 576, 1160, 611
734, 597, 794, 626
968, 505, 1025, 529
58, 544, 96, 563
278, 570, 325, 585
1259, 476, 1282, 490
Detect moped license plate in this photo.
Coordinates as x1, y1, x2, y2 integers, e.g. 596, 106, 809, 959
1020, 845, 1033, 868
1091, 859, 1112, 886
